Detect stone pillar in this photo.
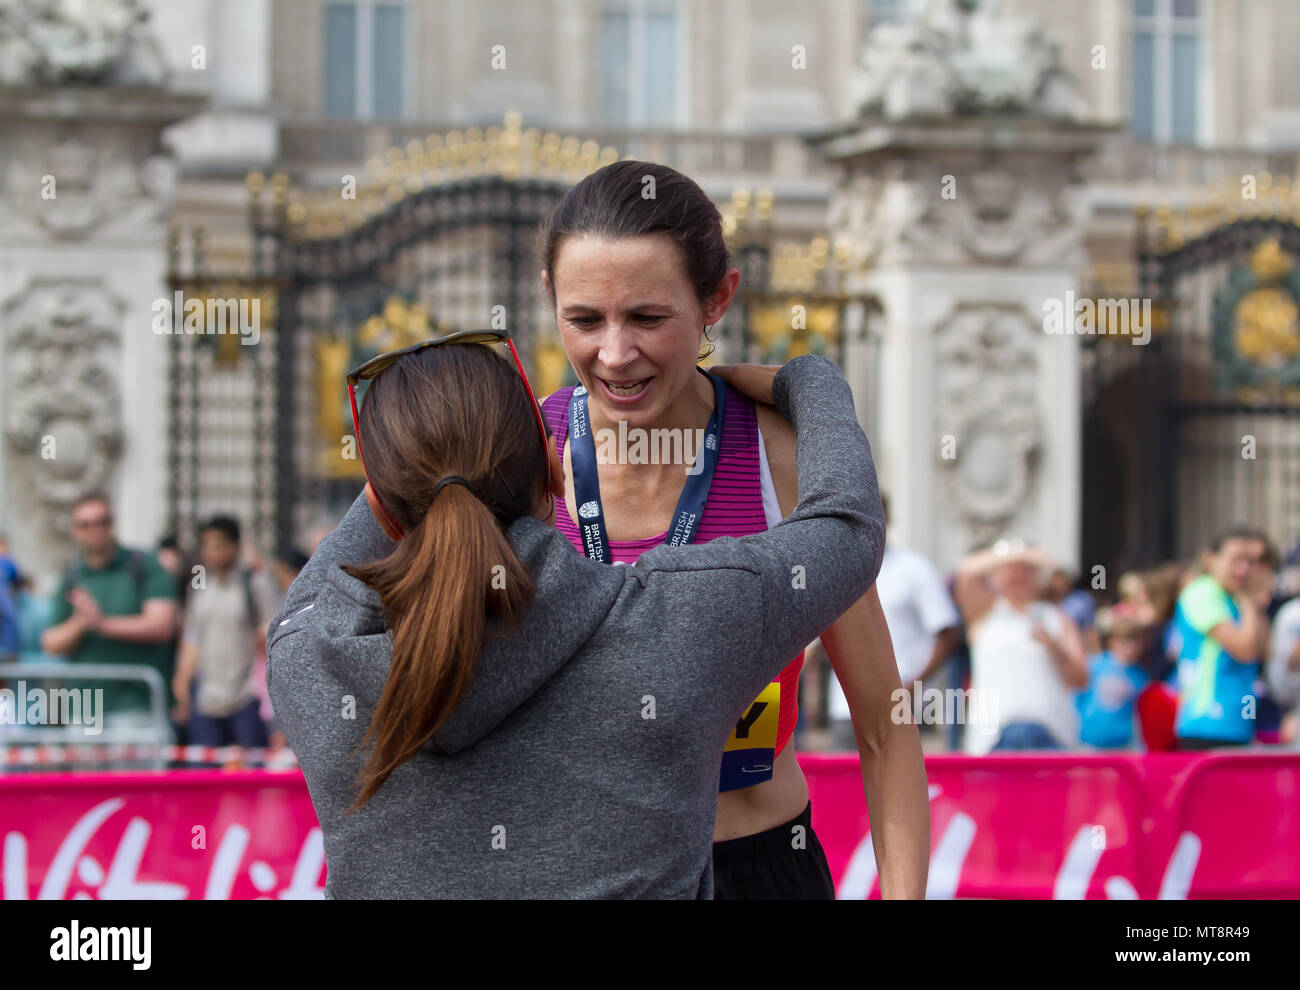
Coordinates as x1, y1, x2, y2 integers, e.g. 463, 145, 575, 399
820, 0, 1114, 573
158, 0, 277, 173
0, 4, 204, 583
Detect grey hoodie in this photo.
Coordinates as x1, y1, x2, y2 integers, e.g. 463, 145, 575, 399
266, 355, 884, 899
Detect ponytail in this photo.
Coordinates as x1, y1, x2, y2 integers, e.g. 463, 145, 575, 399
342, 483, 535, 811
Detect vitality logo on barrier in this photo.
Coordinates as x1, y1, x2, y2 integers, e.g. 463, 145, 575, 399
2, 792, 326, 900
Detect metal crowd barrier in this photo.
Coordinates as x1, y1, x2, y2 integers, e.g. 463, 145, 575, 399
0, 662, 172, 770
1, 743, 299, 770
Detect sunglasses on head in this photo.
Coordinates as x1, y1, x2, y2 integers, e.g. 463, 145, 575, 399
346, 329, 552, 539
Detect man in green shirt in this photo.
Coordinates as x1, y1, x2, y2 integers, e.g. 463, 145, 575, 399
41, 492, 179, 728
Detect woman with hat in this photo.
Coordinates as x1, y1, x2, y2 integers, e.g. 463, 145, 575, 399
955, 539, 1089, 752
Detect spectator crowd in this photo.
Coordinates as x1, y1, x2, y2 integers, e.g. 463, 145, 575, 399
808, 496, 1300, 755
4, 488, 1300, 768
0, 492, 308, 767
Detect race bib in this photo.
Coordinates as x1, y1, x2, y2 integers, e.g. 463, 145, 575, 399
719, 680, 780, 792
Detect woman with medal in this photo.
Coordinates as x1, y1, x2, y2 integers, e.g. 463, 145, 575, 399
538, 161, 930, 899
269, 335, 885, 897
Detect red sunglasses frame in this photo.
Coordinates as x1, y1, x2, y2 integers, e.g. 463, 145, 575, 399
346, 329, 552, 539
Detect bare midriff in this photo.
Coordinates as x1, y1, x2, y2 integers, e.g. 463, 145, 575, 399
712, 744, 810, 841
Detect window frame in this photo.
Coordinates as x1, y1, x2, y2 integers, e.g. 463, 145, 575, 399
1131, 0, 1211, 145
323, 0, 415, 121
866, 0, 906, 30
599, 0, 689, 128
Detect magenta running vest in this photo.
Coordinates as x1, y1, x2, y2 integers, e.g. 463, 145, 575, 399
541, 380, 805, 792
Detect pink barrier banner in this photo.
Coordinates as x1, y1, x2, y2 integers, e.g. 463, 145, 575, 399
2, 753, 1298, 898
1, 772, 325, 900
804, 751, 1300, 899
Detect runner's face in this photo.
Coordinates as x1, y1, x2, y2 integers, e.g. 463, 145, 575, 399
550, 234, 705, 428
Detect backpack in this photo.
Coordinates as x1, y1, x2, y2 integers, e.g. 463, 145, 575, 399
235, 568, 259, 630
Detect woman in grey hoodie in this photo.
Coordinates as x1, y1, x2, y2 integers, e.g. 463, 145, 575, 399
266, 346, 884, 898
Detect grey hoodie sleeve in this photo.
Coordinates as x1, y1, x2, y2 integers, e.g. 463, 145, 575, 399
266, 492, 394, 645
630, 355, 884, 685
754, 355, 885, 662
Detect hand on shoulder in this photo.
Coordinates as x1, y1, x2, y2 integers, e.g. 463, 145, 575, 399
708, 363, 780, 406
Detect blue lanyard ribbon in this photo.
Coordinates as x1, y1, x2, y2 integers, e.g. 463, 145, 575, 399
567, 369, 725, 563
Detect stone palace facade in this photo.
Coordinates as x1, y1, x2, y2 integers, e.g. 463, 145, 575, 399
3, 0, 1300, 586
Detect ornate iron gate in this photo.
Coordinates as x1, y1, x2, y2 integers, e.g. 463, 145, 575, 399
168, 115, 619, 552
163, 228, 284, 557
166, 115, 868, 555
1082, 182, 1300, 574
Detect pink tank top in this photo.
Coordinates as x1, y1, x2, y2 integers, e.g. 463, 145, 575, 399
542, 382, 804, 791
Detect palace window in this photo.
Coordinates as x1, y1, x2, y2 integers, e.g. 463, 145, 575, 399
1132, 0, 1202, 143
324, 1, 407, 119
599, 0, 681, 127
866, 0, 906, 29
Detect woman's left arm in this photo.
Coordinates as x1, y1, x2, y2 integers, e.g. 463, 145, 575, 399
756, 403, 929, 899
822, 589, 931, 899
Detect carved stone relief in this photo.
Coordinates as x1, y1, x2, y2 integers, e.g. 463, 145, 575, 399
829, 156, 1085, 270
4, 280, 124, 544
1, 128, 177, 241
0, 0, 169, 88
850, 0, 1089, 122
933, 303, 1042, 547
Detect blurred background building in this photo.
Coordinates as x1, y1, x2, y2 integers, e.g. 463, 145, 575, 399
3, 0, 1300, 586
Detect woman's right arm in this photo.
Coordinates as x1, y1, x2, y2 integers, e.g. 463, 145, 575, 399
748, 356, 885, 666
954, 549, 999, 626
636, 355, 885, 678
272, 494, 394, 625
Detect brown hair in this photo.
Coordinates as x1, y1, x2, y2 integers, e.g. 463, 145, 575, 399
1141, 562, 1184, 625
72, 491, 113, 514
1206, 525, 1263, 551
539, 160, 731, 358
341, 343, 547, 810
